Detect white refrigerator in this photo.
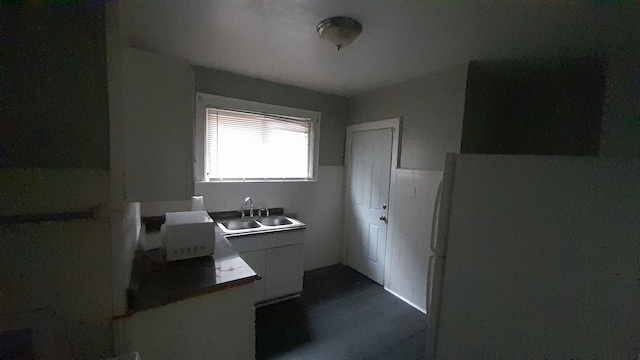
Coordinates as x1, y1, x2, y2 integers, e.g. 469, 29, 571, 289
426, 153, 640, 359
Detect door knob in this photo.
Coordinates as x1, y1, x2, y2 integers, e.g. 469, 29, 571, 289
379, 215, 387, 221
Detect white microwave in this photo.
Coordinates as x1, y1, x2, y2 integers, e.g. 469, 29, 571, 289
161, 211, 216, 261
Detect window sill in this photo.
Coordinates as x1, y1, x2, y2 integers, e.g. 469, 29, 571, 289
196, 179, 317, 184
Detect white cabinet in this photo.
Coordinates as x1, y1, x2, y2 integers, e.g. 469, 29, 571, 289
231, 230, 304, 304
264, 245, 303, 300
239, 250, 267, 303
122, 47, 194, 201
113, 283, 255, 360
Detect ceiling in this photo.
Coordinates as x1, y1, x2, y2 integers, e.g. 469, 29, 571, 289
119, 1, 624, 97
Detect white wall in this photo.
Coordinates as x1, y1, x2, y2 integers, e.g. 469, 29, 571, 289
142, 166, 343, 271
142, 166, 345, 271
385, 170, 442, 312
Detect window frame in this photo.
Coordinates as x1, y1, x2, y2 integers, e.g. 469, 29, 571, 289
195, 93, 320, 183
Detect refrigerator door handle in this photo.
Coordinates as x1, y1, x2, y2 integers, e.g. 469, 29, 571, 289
426, 255, 436, 311
426, 255, 446, 360
430, 180, 443, 253
431, 153, 457, 256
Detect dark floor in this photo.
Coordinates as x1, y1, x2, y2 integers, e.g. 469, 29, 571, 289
256, 265, 427, 360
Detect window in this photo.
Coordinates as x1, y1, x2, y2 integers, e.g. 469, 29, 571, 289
195, 93, 320, 182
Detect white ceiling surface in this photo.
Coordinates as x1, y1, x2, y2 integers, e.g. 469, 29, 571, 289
120, 1, 618, 97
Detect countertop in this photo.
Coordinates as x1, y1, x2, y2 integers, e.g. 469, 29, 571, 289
124, 227, 260, 313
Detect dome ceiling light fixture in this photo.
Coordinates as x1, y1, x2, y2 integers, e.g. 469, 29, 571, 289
316, 16, 363, 50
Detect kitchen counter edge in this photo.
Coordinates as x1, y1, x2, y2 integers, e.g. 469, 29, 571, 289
115, 228, 260, 318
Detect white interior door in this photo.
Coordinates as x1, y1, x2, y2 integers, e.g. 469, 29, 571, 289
345, 128, 393, 284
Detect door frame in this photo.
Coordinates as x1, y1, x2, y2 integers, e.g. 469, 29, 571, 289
343, 117, 402, 283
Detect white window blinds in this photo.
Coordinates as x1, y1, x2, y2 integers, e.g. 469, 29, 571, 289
205, 108, 312, 180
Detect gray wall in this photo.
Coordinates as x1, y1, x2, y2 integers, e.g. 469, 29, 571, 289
0, 2, 110, 168
348, 64, 468, 170
348, 2, 639, 167
193, 67, 349, 166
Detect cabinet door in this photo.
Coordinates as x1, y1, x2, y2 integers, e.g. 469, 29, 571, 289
265, 245, 303, 300
122, 47, 194, 201
240, 250, 266, 303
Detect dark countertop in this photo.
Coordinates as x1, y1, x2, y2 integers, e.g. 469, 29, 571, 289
124, 227, 260, 314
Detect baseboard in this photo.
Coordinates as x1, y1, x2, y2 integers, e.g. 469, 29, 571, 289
384, 287, 426, 314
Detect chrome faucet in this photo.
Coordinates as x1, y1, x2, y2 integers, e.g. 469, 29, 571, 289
244, 196, 253, 217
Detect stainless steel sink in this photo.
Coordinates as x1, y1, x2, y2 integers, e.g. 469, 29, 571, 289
216, 215, 305, 236
257, 216, 293, 226
218, 219, 260, 230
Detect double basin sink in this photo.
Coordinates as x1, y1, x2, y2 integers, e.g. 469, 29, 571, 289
216, 215, 305, 236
